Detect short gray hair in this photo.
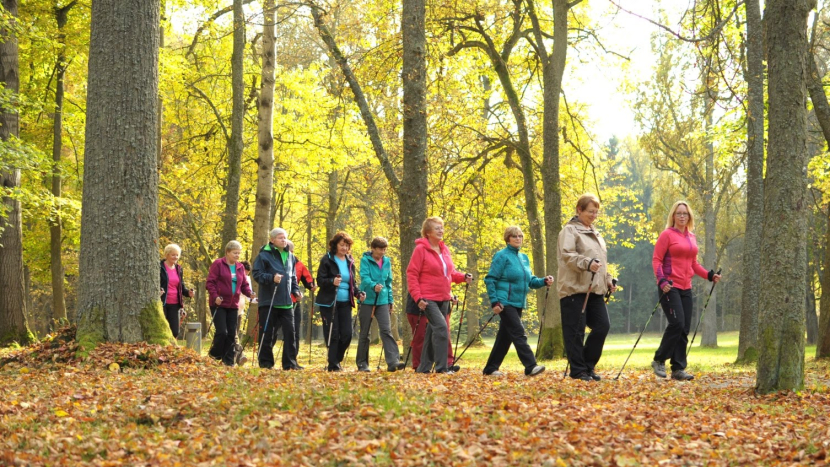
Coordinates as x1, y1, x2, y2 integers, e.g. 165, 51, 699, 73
163, 244, 181, 256
269, 228, 287, 239
225, 240, 242, 252
285, 240, 295, 252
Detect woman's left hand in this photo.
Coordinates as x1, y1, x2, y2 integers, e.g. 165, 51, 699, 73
608, 282, 617, 293
464, 273, 473, 284
544, 276, 554, 286
713, 273, 722, 283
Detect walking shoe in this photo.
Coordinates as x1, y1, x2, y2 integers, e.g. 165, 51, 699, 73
486, 370, 505, 376
589, 371, 601, 381
571, 372, 593, 381
294, 365, 305, 370
358, 367, 370, 372
671, 370, 694, 381
449, 365, 461, 372
387, 362, 407, 372
326, 366, 342, 372
436, 369, 455, 374
651, 360, 667, 378
527, 365, 545, 377
237, 355, 248, 366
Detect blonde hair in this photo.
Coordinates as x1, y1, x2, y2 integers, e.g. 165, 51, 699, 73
665, 201, 695, 231
163, 244, 181, 256
421, 217, 444, 238
503, 226, 523, 244
225, 240, 243, 253
575, 193, 601, 214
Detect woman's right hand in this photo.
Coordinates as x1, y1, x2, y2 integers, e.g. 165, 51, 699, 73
589, 261, 601, 273
492, 303, 504, 314
418, 299, 427, 311
215, 297, 223, 306
333, 276, 342, 287
661, 283, 672, 294
374, 283, 383, 293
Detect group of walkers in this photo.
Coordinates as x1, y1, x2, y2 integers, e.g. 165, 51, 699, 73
160, 194, 721, 381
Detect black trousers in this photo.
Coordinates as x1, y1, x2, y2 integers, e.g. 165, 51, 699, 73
321, 301, 353, 369
257, 306, 298, 369
654, 287, 693, 372
163, 303, 183, 339
208, 307, 238, 366
561, 293, 610, 377
483, 306, 537, 375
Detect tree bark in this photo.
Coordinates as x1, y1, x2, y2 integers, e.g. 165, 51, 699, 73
756, 0, 813, 393
220, 0, 246, 250
737, 0, 764, 363
0, 0, 33, 346
463, 244, 482, 347
75, 0, 168, 349
701, 68, 718, 347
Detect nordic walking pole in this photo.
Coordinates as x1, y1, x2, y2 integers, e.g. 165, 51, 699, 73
256, 287, 279, 363
403, 311, 425, 370
687, 268, 722, 357
308, 284, 315, 367
453, 284, 469, 359
535, 285, 551, 359
564, 260, 599, 378
453, 313, 497, 366
614, 280, 672, 380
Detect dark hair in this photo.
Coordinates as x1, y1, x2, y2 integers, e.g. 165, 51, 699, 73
240, 260, 251, 272
370, 236, 389, 249
328, 232, 353, 254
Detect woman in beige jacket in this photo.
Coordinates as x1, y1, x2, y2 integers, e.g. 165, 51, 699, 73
557, 194, 616, 381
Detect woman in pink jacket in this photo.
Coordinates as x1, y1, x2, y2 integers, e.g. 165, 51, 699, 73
406, 217, 472, 374
651, 201, 721, 381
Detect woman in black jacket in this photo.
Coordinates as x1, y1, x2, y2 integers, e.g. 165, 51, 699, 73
160, 244, 194, 340
316, 232, 365, 371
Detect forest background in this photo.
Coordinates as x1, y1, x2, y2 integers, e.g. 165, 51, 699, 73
3, 0, 830, 370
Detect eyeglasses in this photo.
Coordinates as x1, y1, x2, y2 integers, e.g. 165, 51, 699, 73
510, 235, 524, 238
675, 212, 690, 217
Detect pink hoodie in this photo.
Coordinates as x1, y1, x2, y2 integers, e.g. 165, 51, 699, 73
406, 238, 466, 301
653, 227, 710, 290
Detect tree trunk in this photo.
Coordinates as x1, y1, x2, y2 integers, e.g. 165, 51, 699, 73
463, 245, 482, 347
399, 0, 427, 352
807, 258, 818, 344
49, 1, 77, 329
701, 76, 718, 347
737, 0, 764, 363
75, 0, 167, 350
305, 193, 314, 346
756, 0, 813, 393
220, 0, 245, 250
819, 210, 830, 358
0, 0, 33, 346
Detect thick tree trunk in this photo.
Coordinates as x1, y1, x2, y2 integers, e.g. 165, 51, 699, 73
0, 0, 33, 346
220, 0, 245, 249
807, 259, 818, 345
49, 2, 76, 328
701, 82, 718, 347
756, 0, 813, 393
399, 0, 427, 351
75, 0, 168, 350
737, 0, 764, 363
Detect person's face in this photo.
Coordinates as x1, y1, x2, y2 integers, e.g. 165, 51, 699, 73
372, 246, 387, 259
337, 239, 351, 256
428, 223, 444, 241
166, 250, 180, 264
508, 231, 524, 248
577, 203, 599, 226
674, 205, 690, 229
273, 233, 288, 249
226, 248, 241, 263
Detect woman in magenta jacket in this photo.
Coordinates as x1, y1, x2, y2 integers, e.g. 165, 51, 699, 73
406, 217, 472, 374
651, 201, 721, 381
206, 240, 255, 366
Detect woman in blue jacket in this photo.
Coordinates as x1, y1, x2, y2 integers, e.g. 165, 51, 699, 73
483, 226, 553, 377
356, 237, 405, 372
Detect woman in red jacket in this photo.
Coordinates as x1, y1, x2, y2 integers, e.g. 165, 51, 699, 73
652, 201, 721, 381
206, 240, 255, 366
406, 217, 472, 374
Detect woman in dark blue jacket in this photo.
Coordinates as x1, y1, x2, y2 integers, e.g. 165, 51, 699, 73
316, 232, 365, 371
159, 244, 194, 340
252, 228, 301, 370
483, 226, 552, 377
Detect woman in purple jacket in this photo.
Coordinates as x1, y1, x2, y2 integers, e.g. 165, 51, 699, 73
206, 240, 255, 366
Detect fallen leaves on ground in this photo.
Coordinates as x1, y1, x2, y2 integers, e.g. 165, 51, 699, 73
1, 337, 829, 466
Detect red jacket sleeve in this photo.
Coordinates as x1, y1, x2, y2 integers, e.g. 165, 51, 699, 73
652, 230, 670, 287
692, 260, 709, 280
406, 246, 425, 300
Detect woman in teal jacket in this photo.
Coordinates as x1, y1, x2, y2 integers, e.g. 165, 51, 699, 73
356, 237, 405, 372
483, 226, 553, 376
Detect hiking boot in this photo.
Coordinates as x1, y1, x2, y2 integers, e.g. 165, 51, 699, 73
388, 362, 406, 372
571, 372, 593, 382
486, 370, 505, 376
589, 371, 601, 381
527, 365, 545, 377
651, 360, 667, 378
449, 365, 461, 372
671, 370, 694, 381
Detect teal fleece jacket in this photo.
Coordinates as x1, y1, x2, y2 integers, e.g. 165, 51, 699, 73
359, 251, 394, 305
484, 245, 546, 308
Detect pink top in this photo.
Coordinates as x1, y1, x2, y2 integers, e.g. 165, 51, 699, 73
376, 258, 384, 269
165, 265, 179, 305
406, 238, 466, 301
652, 227, 709, 290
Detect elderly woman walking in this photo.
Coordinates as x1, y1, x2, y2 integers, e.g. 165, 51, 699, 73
159, 243, 195, 340
206, 241, 255, 366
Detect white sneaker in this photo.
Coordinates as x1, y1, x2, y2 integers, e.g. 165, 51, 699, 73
487, 370, 505, 376
528, 365, 545, 376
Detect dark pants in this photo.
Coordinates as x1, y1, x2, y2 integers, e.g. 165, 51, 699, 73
561, 293, 610, 377
407, 306, 455, 369
654, 287, 693, 372
356, 303, 400, 369
483, 306, 537, 375
291, 301, 303, 361
163, 303, 183, 339
417, 300, 451, 373
257, 306, 298, 369
208, 307, 239, 366
321, 301, 353, 369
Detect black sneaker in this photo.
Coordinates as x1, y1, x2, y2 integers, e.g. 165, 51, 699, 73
671, 370, 694, 381
449, 365, 461, 372
327, 366, 342, 372
589, 371, 601, 381
571, 372, 593, 381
